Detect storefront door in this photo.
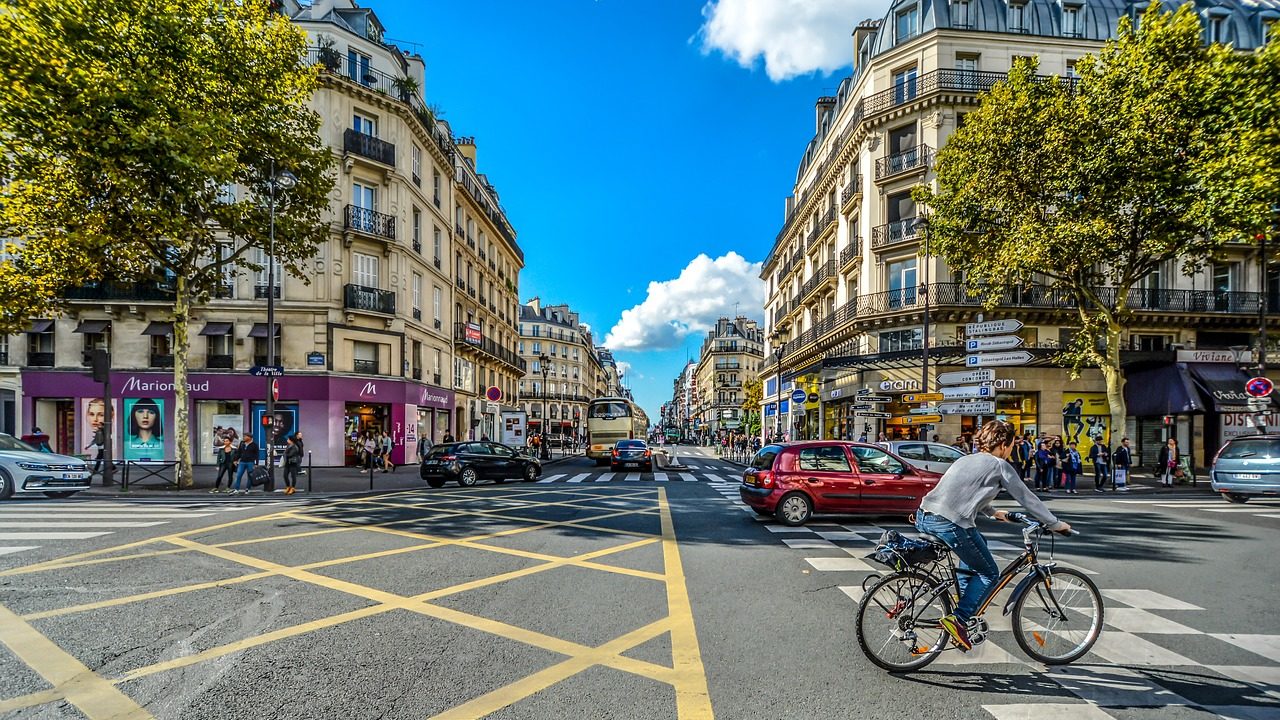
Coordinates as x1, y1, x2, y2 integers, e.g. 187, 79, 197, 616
344, 403, 389, 465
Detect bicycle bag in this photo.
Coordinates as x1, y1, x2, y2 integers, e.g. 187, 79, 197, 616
867, 529, 940, 571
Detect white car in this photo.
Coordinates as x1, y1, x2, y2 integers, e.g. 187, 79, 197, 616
882, 441, 968, 475
0, 434, 92, 500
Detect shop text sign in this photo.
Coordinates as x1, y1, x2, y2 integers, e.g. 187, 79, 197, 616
1176, 349, 1237, 364
1222, 410, 1280, 443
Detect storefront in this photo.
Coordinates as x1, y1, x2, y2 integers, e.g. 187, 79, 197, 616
20, 370, 454, 467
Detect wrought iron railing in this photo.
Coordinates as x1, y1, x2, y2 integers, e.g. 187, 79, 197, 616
344, 283, 396, 314
343, 128, 396, 166
871, 218, 921, 249
344, 205, 396, 239
875, 144, 934, 180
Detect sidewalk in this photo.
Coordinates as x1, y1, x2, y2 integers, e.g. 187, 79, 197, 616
80, 449, 584, 498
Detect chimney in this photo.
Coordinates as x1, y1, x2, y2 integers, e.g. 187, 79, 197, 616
815, 96, 837, 134
454, 136, 477, 165
853, 20, 880, 72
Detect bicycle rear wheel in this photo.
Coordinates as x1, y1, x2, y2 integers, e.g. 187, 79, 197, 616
855, 570, 951, 673
1011, 567, 1104, 665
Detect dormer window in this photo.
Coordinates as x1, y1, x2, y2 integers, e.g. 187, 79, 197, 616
952, 0, 972, 29
1008, 2, 1027, 32
896, 5, 920, 42
1061, 5, 1082, 37
1208, 15, 1225, 43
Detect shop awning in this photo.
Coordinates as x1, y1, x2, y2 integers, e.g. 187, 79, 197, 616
199, 322, 234, 336
1123, 363, 1206, 416
73, 319, 111, 334
1187, 363, 1267, 411
141, 321, 173, 336
27, 319, 53, 334
247, 323, 280, 338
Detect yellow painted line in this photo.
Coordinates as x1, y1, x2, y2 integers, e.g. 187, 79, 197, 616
0, 601, 152, 719
659, 487, 714, 719
429, 618, 672, 719
0, 688, 66, 715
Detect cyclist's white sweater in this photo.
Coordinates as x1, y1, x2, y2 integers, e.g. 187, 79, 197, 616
919, 452, 1059, 528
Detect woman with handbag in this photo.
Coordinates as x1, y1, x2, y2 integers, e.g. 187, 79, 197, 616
1156, 437, 1179, 488
282, 434, 302, 495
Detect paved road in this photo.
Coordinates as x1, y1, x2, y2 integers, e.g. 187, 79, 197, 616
0, 449, 1276, 719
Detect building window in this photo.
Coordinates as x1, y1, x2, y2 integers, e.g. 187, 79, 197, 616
952, 0, 972, 28
879, 328, 923, 352
432, 169, 442, 207
353, 341, 379, 374
347, 49, 373, 86
352, 252, 379, 288
887, 257, 919, 307
352, 111, 377, 137
433, 285, 442, 325
254, 247, 281, 291
1208, 16, 1225, 44
892, 65, 918, 105
412, 273, 422, 317
412, 207, 422, 252
433, 226, 442, 263
1008, 3, 1026, 32
1062, 5, 1081, 36
1066, 60, 1079, 79
411, 144, 422, 186
352, 181, 376, 211
896, 5, 919, 42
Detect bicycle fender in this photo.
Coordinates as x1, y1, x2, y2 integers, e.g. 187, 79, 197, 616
1002, 564, 1054, 617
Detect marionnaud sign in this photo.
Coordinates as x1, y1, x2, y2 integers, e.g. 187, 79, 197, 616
966, 335, 1024, 352
938, 401, 996, 415
965, 319, 1024, 337
937, 369, 995, 386
941, 385, 996, 400
966, 351, 1034, 367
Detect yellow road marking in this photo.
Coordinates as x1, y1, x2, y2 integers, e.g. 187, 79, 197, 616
0, 601, 153, 719
658, 487, 715, 719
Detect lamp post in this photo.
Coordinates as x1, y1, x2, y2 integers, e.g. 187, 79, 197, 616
538, 353, 550, 459
773, 337, 788, 442
264, 163, 297, 489
917, 213, 932, 442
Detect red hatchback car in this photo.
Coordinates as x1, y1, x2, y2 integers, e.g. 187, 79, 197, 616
740, 441, 943, 526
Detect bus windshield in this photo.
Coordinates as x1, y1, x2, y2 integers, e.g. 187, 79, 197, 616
588, 402, 630, 420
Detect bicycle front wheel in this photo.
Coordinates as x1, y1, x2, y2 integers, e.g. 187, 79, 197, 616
855, 570, 952, 673
1011, 567, 1104, 665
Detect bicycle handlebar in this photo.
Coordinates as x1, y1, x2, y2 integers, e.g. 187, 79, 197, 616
1005, 511, 1079, 536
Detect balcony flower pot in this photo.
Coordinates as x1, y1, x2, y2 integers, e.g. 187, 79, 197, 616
392, 75, 420, 103
316, 37, 341, 72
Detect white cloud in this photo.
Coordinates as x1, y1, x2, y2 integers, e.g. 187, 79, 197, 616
696, 0, 874, 82
616, 360, 640, 381
604, 252, 764, 352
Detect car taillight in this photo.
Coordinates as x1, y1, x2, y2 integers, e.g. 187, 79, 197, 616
644, 450, 651, 457
612, 449, 619, 458
757, 471, 774, 488
441, 454, 457, 462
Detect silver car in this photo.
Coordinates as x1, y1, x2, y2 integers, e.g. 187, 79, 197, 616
1211, 434, 1280, 504
882, 441, 969, 474
0, 433, 92, 500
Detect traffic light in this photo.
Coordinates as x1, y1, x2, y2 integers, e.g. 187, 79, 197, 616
90, 349, 110, 383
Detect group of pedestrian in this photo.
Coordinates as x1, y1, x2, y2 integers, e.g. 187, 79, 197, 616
357, 429, 396, 474
1007, 432, 1134, 493
210, 431, 306, 495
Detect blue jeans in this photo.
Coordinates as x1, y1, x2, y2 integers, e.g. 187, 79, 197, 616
916, 512, 1000, 623
233, 461, 255, 490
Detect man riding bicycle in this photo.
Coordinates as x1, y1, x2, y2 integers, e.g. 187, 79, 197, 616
915, 420, 1072, 651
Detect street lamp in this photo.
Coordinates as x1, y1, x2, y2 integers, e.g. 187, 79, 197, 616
264, 162, 296, 489
772, 335, 788, 442
538, 353, 550, 459
917, 212, 932, 442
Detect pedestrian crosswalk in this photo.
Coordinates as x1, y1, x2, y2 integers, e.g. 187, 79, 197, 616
534, 470, 741, 484
0, 499, 295, 563
1116, 497, 1280, 522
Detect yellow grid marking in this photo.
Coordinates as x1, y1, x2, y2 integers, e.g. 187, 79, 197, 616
659, 487, 715, 718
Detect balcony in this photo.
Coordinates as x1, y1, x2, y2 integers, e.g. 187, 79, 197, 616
467, 285, 476, 298
344, 205, 396, 240
412, 367, 423, 381
455, 223, 465, 237
456, 277, 465, 290
28, 352, 54, 367
65, 281, 175, 302
841, 175, 863, 209
840, 238, 862, 269
213, 283, 234, 299
412, 239, 422, 254
433, 372, 442, 385
353, 358, 379, 374
871, 218, 921, 249
206, 354, 234, 369
453, 323, 527, 372
478, 248, 487, 261
412, 308, 422, 321
800, 259, 836, 301
876, 144, 934, 180
434, 257, 442, 270
150, 354, 174, 368
254, 284, 280, 299
343, 129, 396, 167
344, 283, 396, 315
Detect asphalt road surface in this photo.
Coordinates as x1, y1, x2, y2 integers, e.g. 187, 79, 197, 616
1, 447, 1277, 719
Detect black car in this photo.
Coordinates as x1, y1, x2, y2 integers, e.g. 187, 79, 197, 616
420, 441, 542, 487
610, 439, 652, 472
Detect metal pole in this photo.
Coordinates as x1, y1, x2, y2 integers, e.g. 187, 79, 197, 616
920, 222, 931, 441
306, 450, 312, 494
102, 369, 114, 487
266, 160, 277, 492
1261, 229, 1268, 378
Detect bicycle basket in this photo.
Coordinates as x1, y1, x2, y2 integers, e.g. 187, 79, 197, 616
867, 529, 940, 571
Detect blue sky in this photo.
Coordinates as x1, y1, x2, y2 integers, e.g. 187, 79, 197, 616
369, 0, 873, 421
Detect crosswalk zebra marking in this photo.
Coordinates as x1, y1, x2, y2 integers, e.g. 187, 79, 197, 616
0, 521, 169, 529
653, 473, 669, 483
536, 474, 564, 484
0, 532, 114, 540
623, 473, 641, 482
567, 473, 591, 483
0, 546, 37, 556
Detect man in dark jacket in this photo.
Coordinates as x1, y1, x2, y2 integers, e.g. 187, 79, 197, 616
231, 433, 259, 495
1089, 437, 1112, 493
1113, 437, 1132, 491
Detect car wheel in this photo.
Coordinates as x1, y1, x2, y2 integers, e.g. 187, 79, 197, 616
775, 492, 812, 526
457, 467, 479, 487
522, 465, 538, 482
43, 491, 77, 499
0, 470, 12, 501
1223, 492, 1250, 504
426, 477, 445, 489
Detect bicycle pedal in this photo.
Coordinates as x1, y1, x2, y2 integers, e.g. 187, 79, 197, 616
911, 646, 932, 656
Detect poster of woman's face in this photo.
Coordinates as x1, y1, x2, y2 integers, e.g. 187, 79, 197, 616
80, 398, 118, 454
122, 398, 165, 460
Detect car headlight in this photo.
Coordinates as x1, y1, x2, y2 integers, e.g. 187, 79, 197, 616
17, 462, 49, 471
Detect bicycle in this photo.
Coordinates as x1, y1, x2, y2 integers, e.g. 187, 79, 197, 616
855, 513, 1104, 673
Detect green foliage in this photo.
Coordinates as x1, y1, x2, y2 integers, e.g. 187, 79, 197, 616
741, 376, 763, 436
0, 0, 334, 327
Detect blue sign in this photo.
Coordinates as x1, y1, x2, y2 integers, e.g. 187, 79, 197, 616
791, 389, 807, 403
779, 399, 790, 413
249, 365, 284, 377
307, 351, 325, 367
764, 403, 777, 417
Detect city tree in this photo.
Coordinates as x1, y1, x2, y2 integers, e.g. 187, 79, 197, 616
0, 0, 333, 485
915, 5, 1254, 440
741, 376, 763, 438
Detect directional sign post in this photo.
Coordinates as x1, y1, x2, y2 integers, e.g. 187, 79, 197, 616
937, 369, 995, 386
938, 401, 996, 415
891, 415, 943, 426
849, 404, 873, 411
965, 335, 1024, 352
855, 411, 892, 419
901, 392, 945, 403
909, 406, 940, 415
250, 365, 285, 377
965, 319, 1025, 337
966, 351, 1034, 368
941, 385, 996, 399
858, 395, 893, 403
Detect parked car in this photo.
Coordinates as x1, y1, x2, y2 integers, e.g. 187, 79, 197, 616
420, 441, 541, 487
610, 439, 653, 472
1210, 433, 1280, 503
882, 441, 968, 474
0, 433, 92, 501
739, 441, 942, 526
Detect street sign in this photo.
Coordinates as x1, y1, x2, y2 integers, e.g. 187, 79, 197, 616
891, 415, 943, 425
250, 365, 284, 377
938, 401, 996, 415
856, 388, 871, 395
941, 385, 995, 399
849, 404, 873, 411
859, 395, 893, 403
791, 389, 808, 403
965, 319, 1024, 337
937, 369, 995, 386
901, 392, 945, 403
1246, 376, 1274, 398
855, 411, 892, 418
966, 351, 1034, 367
909, 406, 940, 414
965, 335, 1024, 352
271, 379, 279, 402
806, 392, 819, 404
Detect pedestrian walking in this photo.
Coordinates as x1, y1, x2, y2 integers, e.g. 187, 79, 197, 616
211, 436, 236, 493
1157, 437, 1179, 488
282, 434, 302, 495
1034, 440, 1052, 491
417, 435, 432, 463
381, 431, 395, 473
84, 425, 106, 477
1063, 441, 1082, 494
442, 432, 455, 443
1089, 437, 1112, 493
1050, 437, 1067, 490
1010, 434, 1032, 477
1114, 437, 1132, 491
361, 433, 377, 474
230, 433, 258, 494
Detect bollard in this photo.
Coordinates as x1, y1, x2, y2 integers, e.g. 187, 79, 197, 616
306, 451, 313, 494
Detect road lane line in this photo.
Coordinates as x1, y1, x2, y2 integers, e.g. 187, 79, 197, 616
657, 487, 714, 718
0, 532, 113, 540
0, 521, 167, 528
567, 473, 590, 483
536, 474, 563, 484
0, 513, 210, 520
654, 473, 669, 483
0, 546, 37, 556
0, 601, 152, 719
624, 472, 641, 482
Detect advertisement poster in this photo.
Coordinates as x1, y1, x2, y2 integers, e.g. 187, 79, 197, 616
1221, 410, 1280, 445
209, 414, 242, 457
251, 403, 298, 460
1061, 393, 1111, 456
80, 397, 118, 457
122, 397, 166, 461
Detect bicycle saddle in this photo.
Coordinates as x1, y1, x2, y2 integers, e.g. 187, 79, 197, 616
917, 533, 947, 546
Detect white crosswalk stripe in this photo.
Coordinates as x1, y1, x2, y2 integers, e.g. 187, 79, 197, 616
653, 473, 669, 483
567, 473, 591, 483
0, 546, 36, 556
623, 473, 641, 482
536, 474, 564, 484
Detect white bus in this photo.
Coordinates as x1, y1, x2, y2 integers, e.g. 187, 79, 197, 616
585, 397, 646, 464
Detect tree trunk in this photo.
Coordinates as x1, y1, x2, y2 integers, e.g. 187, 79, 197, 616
172, 276, 193, 488
1103, 318, 1127, 449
